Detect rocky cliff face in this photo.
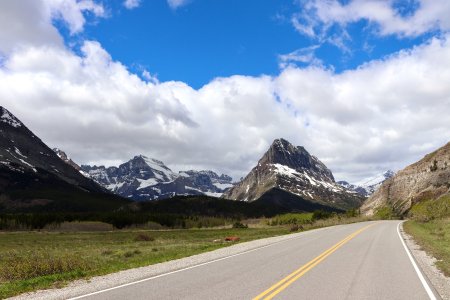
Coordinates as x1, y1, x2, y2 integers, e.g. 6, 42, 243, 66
53, 148, 81, 171
223, 138, 364, 211
81, 157, 234, 201
362, 142, 450, 216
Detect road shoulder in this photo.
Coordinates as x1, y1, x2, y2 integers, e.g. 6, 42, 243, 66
400, 222, 450, 300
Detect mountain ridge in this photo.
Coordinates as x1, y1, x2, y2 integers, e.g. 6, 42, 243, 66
338, 170, 395, 197
0, 106, 129, 212
223, 138, 364, 211
80, 155, 234, 201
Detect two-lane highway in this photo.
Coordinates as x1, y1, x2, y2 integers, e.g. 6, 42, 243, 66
71, 221, 437, 300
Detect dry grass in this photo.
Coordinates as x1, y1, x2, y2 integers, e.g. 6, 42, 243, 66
0, 226, 289, 298
0, 251, 91, 281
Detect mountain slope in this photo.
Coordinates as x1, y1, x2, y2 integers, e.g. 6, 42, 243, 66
81, 157, 233, 201
53, 148, 82, 171
362, 142, 450, 216
223, 138, 364, 211
0, 106, 129, 212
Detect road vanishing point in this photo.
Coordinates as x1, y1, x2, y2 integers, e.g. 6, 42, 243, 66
71, 221, 438, 300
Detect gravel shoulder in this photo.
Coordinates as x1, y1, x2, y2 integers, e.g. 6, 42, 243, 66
400, 222, 450, 300
8, 227, 325, 300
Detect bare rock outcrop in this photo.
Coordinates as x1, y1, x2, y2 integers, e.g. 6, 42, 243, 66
362, 142, 450, 216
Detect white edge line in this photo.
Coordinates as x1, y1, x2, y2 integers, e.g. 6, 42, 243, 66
68, 227, 328, 299
397, 221, 437, 300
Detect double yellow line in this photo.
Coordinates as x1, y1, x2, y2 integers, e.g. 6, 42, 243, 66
253, 223, 376, 300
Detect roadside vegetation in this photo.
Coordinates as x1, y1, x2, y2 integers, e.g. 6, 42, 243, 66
374, 205, 399, 220
0, 204, 370, 299
403, 194, 450, 276
0, 227, 289, 298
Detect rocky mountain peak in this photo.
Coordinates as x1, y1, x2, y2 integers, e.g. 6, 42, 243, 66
81, 156, 234, 201
0, 106, 105, 200
383, 170, 395, 179
53, 148, 81, 171
223, 138, 364, 211
0, 106, 23, 128
338, 169, 396, 197
259, 138, 334, 180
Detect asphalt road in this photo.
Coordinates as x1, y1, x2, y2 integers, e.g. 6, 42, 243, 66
73, 221, 437, 300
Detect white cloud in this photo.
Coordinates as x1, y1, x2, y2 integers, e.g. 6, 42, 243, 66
278, 45, 324, 69
0, 0, 104, 56
293, 0, 450, 39
123, 0, 140, 10
0, 0, 449, 184
46, 0, 105, 34
167, 0, 190, 10
142, 70, 159, 84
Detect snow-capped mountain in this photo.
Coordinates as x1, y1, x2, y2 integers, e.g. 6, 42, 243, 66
81, 156, 234, 201
223, 138, 364, 211
0, 106, 125, 212
0, 106, 100, 192
337, 170, 395, 197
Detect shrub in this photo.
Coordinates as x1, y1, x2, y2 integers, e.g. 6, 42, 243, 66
409, 194, 450, 222
134, 233, 155, 242
312, 210, 333, 221
374, 206, 397, 220
123, 251, 134, 258
290, 224, 303, 232
345, 208, 359, 218
269, 213, 313, 226
232, 222, 248, 229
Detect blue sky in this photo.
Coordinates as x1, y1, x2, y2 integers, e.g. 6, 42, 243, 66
1, 0, 449, 182
60, 0, 432, 89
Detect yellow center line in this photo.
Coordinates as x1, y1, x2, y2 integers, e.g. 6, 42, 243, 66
253, 223, 376, 300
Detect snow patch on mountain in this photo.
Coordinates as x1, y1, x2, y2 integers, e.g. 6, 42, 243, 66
223, 138, 364, 211
0, 107, 22, 128
81, 156, 234, 201
338, 170, 395, 197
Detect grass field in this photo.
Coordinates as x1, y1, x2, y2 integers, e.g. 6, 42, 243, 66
0, 226, 289, 298
403, 218, 450, 277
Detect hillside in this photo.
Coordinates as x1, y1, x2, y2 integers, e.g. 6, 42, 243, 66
362, 142, 450, 216
0, 106, 129, 212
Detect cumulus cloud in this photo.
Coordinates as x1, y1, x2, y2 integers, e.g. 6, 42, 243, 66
0, 0, 449, 183
0, 0, 104, 55
292, 0, 450, 39
47, 0, 105, 34
123, 0, 140, 10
